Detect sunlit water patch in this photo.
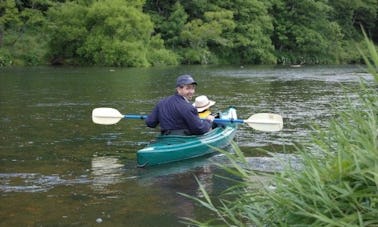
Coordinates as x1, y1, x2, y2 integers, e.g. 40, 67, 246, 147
0, 156, 139, 193
0, 173, 90, 193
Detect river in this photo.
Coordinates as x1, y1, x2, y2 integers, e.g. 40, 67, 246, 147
0, 65, 373, 226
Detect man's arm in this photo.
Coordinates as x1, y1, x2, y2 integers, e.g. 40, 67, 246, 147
145, 105, 159, 128
184, 107, 213, 135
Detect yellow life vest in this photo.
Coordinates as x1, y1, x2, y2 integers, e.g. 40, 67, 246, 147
198, 109, 211, 118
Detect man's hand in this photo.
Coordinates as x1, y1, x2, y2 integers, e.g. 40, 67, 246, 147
206, 115, 215, 122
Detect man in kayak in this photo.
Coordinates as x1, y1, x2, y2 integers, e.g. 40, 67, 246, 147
145, 74, 215, 135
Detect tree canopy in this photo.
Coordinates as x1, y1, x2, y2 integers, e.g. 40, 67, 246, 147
1, 0, 377, 66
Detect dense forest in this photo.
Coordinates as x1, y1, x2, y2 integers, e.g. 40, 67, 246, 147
0, 0, 377, 67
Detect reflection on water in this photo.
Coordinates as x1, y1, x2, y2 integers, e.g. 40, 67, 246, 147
135, 153, 228, 197
0, 154, 220, 195
91, 156, 125, 193
0, 156, 128, 194
136, 154, 219, 183
195, 164, 214, 198
0, 156, 134, 194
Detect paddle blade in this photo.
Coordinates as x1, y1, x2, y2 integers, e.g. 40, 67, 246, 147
245, 113, 283, 132
92, 108, 124, 125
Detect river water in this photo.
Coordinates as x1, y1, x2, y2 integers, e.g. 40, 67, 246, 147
0, 65, 373, 226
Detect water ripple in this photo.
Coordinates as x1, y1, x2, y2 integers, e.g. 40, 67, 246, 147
0, 173, 91, 193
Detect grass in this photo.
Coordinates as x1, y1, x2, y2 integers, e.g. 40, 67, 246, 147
182, 33, 378, 226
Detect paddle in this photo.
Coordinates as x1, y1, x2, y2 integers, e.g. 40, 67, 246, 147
92, 107, 283, 132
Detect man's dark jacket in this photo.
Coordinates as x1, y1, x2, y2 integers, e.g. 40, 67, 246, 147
145, 93, 211, 135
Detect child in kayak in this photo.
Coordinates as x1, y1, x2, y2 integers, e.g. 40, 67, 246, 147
193, 95, 216, 118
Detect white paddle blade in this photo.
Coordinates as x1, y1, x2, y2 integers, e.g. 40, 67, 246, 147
92, 108, 124, 125
246, 113, 283, 132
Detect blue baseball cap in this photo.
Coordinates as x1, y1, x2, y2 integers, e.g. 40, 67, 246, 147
176, 74, 197, 87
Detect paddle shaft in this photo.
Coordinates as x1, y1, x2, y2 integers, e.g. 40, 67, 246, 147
110, 113, 272, 125
125, 114, 147, 120
213, 118, 243, 124
124, 114, 242, 124
130, 115, 256, 126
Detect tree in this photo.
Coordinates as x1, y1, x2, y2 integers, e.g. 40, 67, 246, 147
328, 0, 378, 41
159, 2, 188, 49
0, 0, 20, 47
46, 2, 88, 64
47, 0, 161, 66
0, 0, 49, 65
79, 0, 153, 66
180, 9, 235, 64
214, 0, 276, 64
270, 0, 343, 64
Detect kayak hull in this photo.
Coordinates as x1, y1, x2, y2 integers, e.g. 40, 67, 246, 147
137, 108, 238, 167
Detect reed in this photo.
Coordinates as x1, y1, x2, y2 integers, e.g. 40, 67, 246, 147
183, 34, 378, 226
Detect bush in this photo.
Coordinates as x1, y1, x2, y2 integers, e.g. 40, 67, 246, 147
0, 49, 12, 67
147, 35, 179, 66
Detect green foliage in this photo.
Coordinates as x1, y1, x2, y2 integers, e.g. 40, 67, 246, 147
147, 35, 179, 66
46, 2, 88, 64
158, 2, 188, 49
80, 0, 152, 66
223, 0, 277, 64
0, 48, 12, 66
186, 36, 378, 225
271, 0, 345, 64
0, 0, 49, 66
47, 0, 156, 66
328, 0, 378, 40
360, 29, 378, 82
1, 0, 377, 66
179, 9, 235, 64
178, 47, 213, 65
0, 0, 21, 30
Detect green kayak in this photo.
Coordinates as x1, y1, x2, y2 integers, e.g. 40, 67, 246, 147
137, 107, 238, 167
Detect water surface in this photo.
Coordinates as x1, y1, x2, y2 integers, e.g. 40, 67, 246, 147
0, 65, 372, 226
